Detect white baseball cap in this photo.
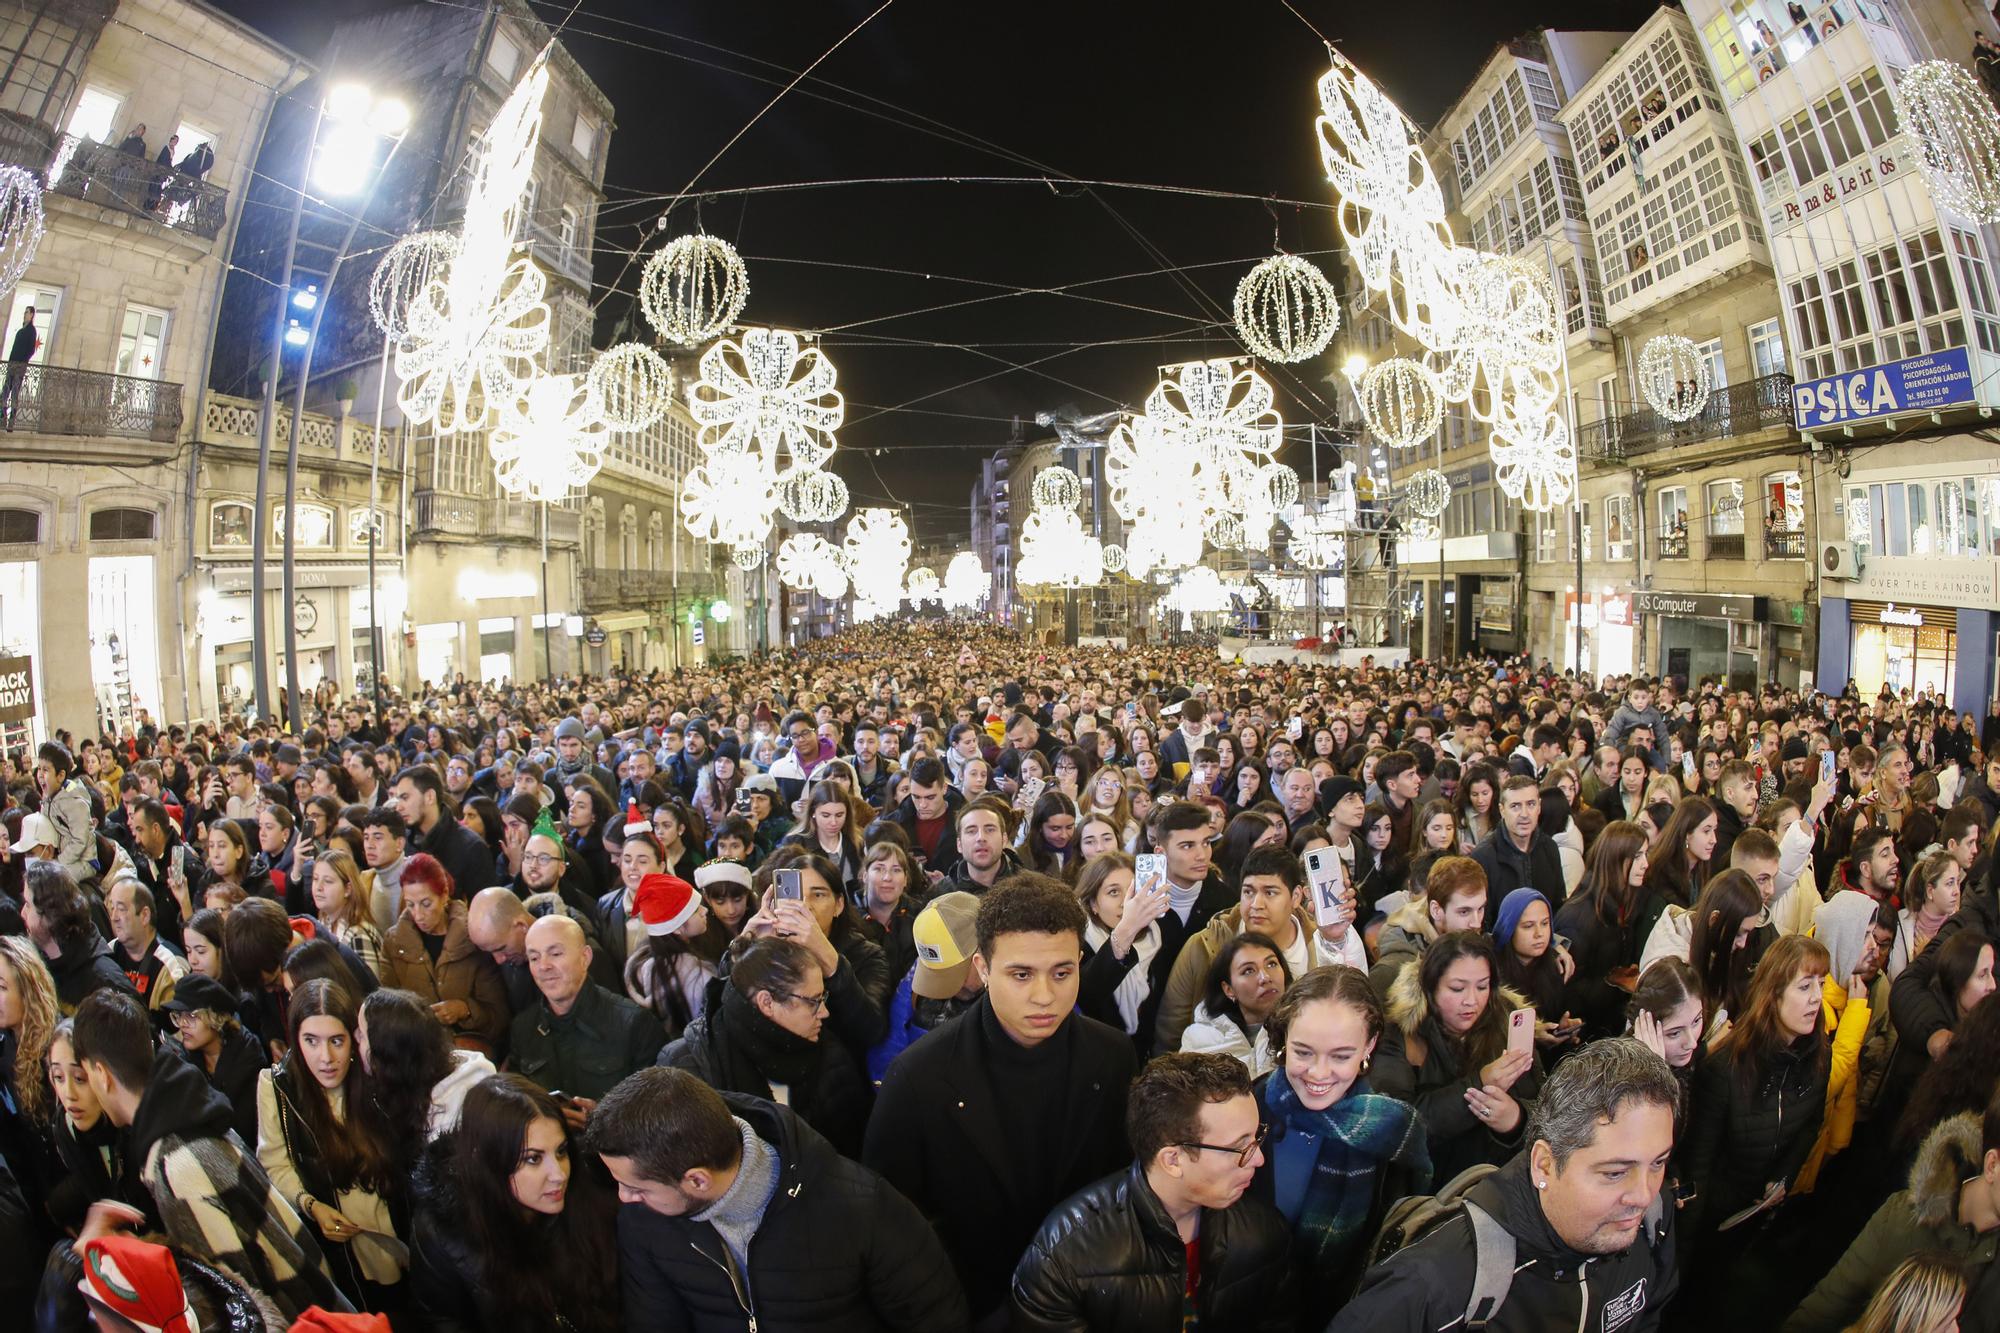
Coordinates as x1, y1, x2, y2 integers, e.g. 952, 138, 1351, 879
11, 811, 58, 853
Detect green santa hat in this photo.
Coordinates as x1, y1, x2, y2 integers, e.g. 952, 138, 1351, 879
530, 805, 565, 858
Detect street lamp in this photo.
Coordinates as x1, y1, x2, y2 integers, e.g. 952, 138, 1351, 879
249, 79, 409, 729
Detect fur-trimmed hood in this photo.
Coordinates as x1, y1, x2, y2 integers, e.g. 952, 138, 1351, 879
1384, 955, 1530, 1037
1910, 1111, 1983, 1229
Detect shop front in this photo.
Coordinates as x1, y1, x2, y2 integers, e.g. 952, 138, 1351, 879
1819, 555, 2000, 719
1564, 590, 1636, 680
1634, 590, 1770, 690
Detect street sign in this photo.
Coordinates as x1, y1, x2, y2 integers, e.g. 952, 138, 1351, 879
692, 624, 705, 646
1792, 346, 1974, 430
584, 627, 607, 647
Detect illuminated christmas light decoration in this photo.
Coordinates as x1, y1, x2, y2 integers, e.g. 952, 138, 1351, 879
905, 567, 940, 603
397, 49, 552, 435
1100, 543, 1126, 574
1232, 253, 1341, 363
1016, 505, 1104, 588
640, 233, 749, 345
776, 533, 851, 599
588, 342, 675, 432
487, 371, 608, 502
1360, 358, 1442, 449
1405, 467, 1452, 519
942, 551, 987, 609
1148, 359, 1282, 471
1405, 515, 1440, 542
730, 543, 762, 570
1287, 511, 1346, 571
1260, 463, 1301, 513
0, 167, 45, 301
1894, 61, 2000, 225
841, 507, 911, 610
1162, 565, 1235, 627
777, 465, 849, 524
689, 327, 843, 467
1205, 513, 1247, 551
1031, 464, 1083, 512
1489, 406, 1575, 512
369, 230, 460, 339
1638, 335, 1712, 423
681, 451, 776, 547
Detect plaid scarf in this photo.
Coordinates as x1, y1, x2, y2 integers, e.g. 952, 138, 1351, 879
1263, 1067, 1432, 1266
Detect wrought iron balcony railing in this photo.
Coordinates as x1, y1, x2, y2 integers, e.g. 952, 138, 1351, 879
44, 131, 230, 241
0, 362, 182, 442
1580, 372, 1796, 464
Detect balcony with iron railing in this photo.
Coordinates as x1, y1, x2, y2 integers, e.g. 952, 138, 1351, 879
1707, 532, 1746, 560
412, 488, 581, 545
1765, 527, 1807, 559
0, 117, 231, 243
1580, 372, 1795, 464
1658, 529, 1690, 559
0, 362, 182, 452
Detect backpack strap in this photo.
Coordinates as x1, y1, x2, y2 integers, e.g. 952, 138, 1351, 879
1461, 1199, 1517, 1332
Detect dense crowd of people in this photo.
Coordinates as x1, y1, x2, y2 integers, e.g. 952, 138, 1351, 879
1, 619, 1996, 1331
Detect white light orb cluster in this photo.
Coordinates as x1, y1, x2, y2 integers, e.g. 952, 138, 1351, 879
487, 372, 608, 502
1031, 465, 1083, 512
1162, 565, 1236, 627
1360, 358, 1442, 449
1405, 467, 1452, 519
942, 551, 987, 609
906, 567, 940, 603
1233, 253, 1341, 363
1017, 505, 1104, 588
842, 507, 911, 609
778, 466, 849, 523
777, 532, 850, 598
1100, 542, 1126, 574
1895, 61, 2000, 224
730, 543, 762, 570
370, 230, 460, 340
640, 233, 750, 345
588, 342, 674, 432
0, 167, 44, 303
682, 450, 777, 547
1638, 335, 1712, 423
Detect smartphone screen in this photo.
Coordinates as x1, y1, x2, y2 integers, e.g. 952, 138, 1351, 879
1287, 716, 1304, 740
1819, 749, 1838, 787
1134, 853, 1167, 897
1303, 847, 1347, 928
1020, 776, 1045, 806
774, 869, 803, 901
1507, 1006, 1535, 1056
1681, 753, 1696, 780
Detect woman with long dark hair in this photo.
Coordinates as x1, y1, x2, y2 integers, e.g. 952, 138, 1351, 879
1639, 795, 1718, 939
1877, 930, 1998, 1153
1555, 820, 1651, 1039
562, 778, 616, 898
411, 1073, 620, 1332
255, 979, 402, 1310
355, 988, 495, 1164
782, 780, 866, 895
44, 1018, 123, 1232
1215, 811, 1284, 890
1895, 991, 2000, 1155
1591, 747, 1652, 823
649, 795, 706, 884
624, 871, 730, 1041
1019, 790, 1082, 882
1627, 956, 1707, 1193
1179, 931, 1291, 1077
1643, 868, 1763, 1024
1454, 764, 1499, 851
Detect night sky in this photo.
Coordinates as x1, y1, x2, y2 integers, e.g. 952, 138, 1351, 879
221, 0, 1662, 541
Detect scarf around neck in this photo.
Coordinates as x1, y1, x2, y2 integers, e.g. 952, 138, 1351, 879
1084, 917, 1160, 1035
1263, 1066, 1432, 1264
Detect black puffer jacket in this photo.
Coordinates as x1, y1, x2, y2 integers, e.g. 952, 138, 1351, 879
36, 1238, 278, 1332
1010, 1161, 1296, 1331
618, 1094, 969, 1332
1681, 1034, 1828, 1242
45, 925, 138, 1015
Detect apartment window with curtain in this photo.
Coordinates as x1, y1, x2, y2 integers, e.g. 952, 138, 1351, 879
1659, 485, 1689, 557
1605, 494, 1634, 560
1706, 479, 1745, 559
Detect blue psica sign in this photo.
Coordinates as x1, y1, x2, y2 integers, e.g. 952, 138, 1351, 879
1792, 347, 1975, 430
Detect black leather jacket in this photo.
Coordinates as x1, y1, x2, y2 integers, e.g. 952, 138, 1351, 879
1011, 1161, 1297, 1332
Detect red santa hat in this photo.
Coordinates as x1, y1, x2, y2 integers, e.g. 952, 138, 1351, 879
290, 1309, 394, 1333
634, 872, 701, 936
624, 800, 649, 838
76, 1236, 194, 1333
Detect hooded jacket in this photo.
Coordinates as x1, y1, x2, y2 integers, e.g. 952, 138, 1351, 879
1368, 898, 1437, 1002
1330, 1151, 1678, 1333
128, 1046, 349, 1322
618, 1094, 969, 1332
1785, 1111, 2000, 1332
1375, 959, 1544, 1183
1011, 1160, 1297, 1332
44, 923, 139, 1015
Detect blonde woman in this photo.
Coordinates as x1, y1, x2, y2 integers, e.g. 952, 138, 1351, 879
1846, 1252, 1964, 1333
1083, 766, 1141, 853
310, 847, 384, 980
0, 933, 59, 1133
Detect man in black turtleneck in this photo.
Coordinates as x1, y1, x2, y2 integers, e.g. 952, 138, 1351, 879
865, 875, 1138, 1330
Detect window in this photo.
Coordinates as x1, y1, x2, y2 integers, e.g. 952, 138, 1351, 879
571, 112, 596, 162
89, 508, 154, 540
487, 29, 521, 80
1788, 272, 1835, 378
559, 206, 577, 261
1749, 319, 1786, 378
0, 508, 40, 543
115, 304, 168, 379
1811, 89, 1866, 169
1780, 109, 1829, 184
5, 283, 61, 365
1846, 485, 1875, 554
1697, 337, 1728, 393
1569, 502, 1593, 561
1535, 510, 1558, 562
1848, 70, 1897, 149
1605, 494, 1634, 560
66, 85, 120, 144
1702, 10, 1755, 100
1706, 480, 1745, 558
209, 502, 252, 549
1659, 486, 1689, 557
516, 177, 537, 243
348, 507, 385, 546
273, 504, 333, 548
1934, 480, 1978, 557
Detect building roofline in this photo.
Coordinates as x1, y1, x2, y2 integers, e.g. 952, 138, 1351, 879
1556, 8, 1687, 119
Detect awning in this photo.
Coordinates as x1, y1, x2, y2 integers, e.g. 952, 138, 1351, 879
591, 611, 651, 632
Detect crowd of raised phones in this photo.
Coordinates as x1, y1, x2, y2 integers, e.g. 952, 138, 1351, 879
0, 621, 1995, 1332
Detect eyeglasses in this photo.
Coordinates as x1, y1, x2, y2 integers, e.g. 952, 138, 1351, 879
780, 990, 829, 1014
1180, 1123, 1269, 1167
522, 853, 559, 869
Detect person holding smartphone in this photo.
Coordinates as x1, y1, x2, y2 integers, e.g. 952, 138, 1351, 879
1075, 852, 1171, 1046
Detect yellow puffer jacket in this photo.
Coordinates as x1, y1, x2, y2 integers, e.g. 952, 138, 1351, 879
1795, 975, 1870, 1193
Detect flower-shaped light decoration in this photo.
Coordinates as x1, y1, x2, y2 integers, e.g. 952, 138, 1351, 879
906, 567, 941, 604
689, 327, 843, 468
1017, 506, 1104, 589
1233, 253, 1341, 363
0, 167, 45, 302
1031, 465, 1083, 512
1287, 511, 1347, 571
842, 507, 911, 611
682, 451, 777, 548
730, 543, 762, 571
487, 372, 608, 502
1405, 468, 1452, 519
369, 230, 460, 340
776, 533, 850, 598
1488, 401, 1575, 512
1360, 358, 1442, 449
777, 466, 849, 524
640, 233, 750, 345
589, 342, 675, 432
1895, 62, 2000, 225
397, 49, 551, 434
942, 551, 987, 609
1638, 335, 1712, 423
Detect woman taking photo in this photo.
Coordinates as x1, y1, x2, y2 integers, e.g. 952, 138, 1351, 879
356, 988, 495, 1157
1376, 930, 1543, 1179
255, 979, 402, 1310
1019, 791, 1082, 882
380, 853, 507, 1054
1250, 966, 1430, 1326
1555, 821, 1651, 1039
1681, 934, 1831, 1285
783, 780, 866, 896
1179, 932, 1291, 1077
856, 841, 923, 984
411, 1073, 620, 1333
659, 934, 870, 1155
309, 847, 383, 981
1076, 852, 1168, 1048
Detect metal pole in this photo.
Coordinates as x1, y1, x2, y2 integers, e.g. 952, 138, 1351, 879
1542, 234, 1583, 676
540, 501, 553, 682
253, 104, 318, 725
367, 332, 388, 720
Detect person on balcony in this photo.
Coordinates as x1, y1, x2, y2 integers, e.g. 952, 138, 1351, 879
1, 305, 37, 430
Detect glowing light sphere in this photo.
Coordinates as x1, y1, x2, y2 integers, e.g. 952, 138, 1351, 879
369, 230, 460, 339
640, 233, 750, 345
842, 507, 911, 608
682, 451, 777, 547
1205, 512, 1247, 550
1100, 543, 1126, 574
0, 167, 44, 302
942, 551, 987, 609
1233, 253, 1341, 363
690, 327, 843, 469
487, 372, 608, 502
730, 543, 762, 570
1895, 61, 2000, 224
588, 342, 674, 432
906, 567, 940, 603
1638, 335, 1712, 423
1360, 358, 1442, 448
1031, 465, 1083, 513
778, 466, 850, 524
1405, 467, 1452, 519
1260, 463, 1301, 513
